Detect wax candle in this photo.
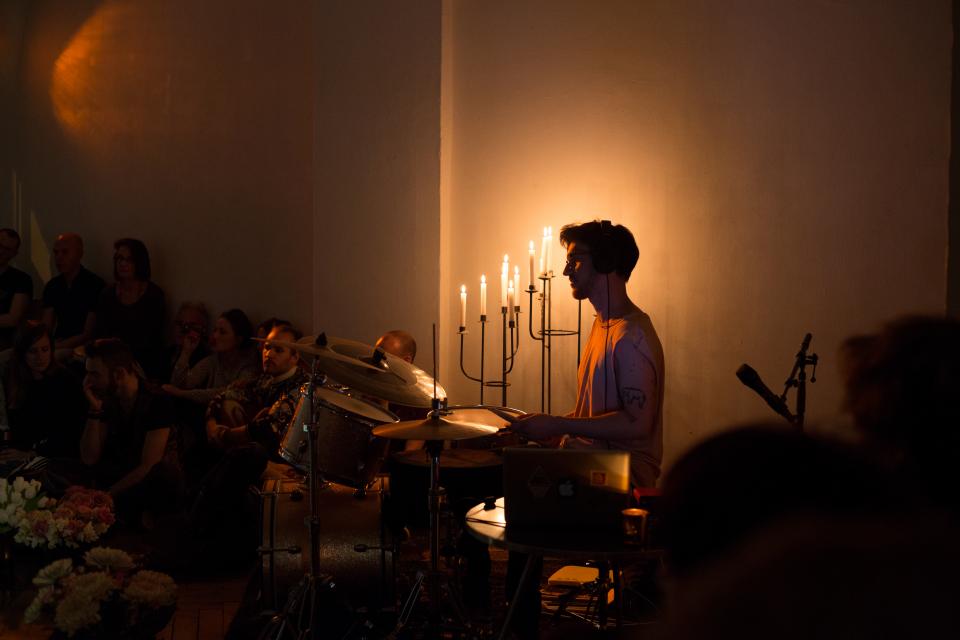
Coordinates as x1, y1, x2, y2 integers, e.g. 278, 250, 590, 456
528, 241, 536, 290
513, 266, 520, 304
545, 226, 553, 276
540, 227, 548, 275
501, 254, 509, 308
507, 281, 515, 323
459, 285, 467, 328
480, 275, 487, 317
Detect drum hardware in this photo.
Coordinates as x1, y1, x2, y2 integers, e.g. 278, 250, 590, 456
256, 335, 447, 408
260, 361, 338, 640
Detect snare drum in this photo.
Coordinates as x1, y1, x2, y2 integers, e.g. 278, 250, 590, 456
280, 385, 398, 488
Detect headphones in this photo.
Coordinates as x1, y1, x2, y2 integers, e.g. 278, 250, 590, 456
591, 219, 618, 275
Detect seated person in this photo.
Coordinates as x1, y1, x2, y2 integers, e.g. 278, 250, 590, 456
0, 228, 33, 351
41, 233, 105, 358
0, 323, 86, 472
163, 308, 259, 405
94, 238, 166, 380
188, 323, 307, 537
81, 339, 180, 522
162, 301, 211, 382
375, 329, 417, 364
205, 322, 307, 453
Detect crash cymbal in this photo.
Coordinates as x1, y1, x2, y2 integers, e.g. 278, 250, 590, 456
259, 335, 444, 408
372, 415, 498, 441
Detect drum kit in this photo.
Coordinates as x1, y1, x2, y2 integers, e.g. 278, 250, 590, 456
257, 333, 524, 639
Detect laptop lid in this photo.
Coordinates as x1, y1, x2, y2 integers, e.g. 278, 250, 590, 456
503, 448, 630, 532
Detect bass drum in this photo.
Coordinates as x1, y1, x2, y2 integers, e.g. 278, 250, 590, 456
258, 478, 395, 613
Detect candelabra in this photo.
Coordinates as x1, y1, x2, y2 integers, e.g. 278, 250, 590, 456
458, 305, 521, 406
526, 274, 582, 413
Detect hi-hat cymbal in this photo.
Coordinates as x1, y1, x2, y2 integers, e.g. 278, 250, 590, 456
259, 335, 445, 408
372, 415, 499, 441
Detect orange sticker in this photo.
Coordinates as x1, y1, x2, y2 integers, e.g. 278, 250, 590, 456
590, 471, 607, 486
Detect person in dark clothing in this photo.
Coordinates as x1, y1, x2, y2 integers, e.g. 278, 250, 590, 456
41, 233, 105, 354
160, 301, 211, 382
0, 323, 86, 473
81, 338, 180, 524
94, 238, 166, 380
0, 228, 33, 351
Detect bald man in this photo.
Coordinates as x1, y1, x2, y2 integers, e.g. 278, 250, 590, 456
41, 233, 105, 350
375, 329, 417, 363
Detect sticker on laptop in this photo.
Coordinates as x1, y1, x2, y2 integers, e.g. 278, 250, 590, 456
526, 466, 553, 499
590, 470, 608, 486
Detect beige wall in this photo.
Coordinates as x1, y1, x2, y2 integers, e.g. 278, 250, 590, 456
6, 0, 316, 330
440, 0, 951, 471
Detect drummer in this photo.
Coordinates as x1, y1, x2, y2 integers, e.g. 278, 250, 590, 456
374, 329, 429, 449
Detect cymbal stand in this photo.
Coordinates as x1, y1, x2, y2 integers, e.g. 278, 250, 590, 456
261, 363, 335, 640
526, 274, 582, 413
390, 411, 475, 638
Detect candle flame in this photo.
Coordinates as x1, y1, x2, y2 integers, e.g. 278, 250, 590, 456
529, 240, 535, 251
460, 285, 466, 294
481, 274, 486, 284
514, 265, 520, 275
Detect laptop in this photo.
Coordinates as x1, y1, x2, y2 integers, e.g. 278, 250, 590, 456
503, 448, 630, 532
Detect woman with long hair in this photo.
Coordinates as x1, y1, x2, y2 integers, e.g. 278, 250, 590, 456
94, 238, 166, 379
0, 322, 86, 469
162, 308, 260, 405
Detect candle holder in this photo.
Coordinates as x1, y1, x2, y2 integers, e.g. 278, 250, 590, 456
527, 273, 582, 413
459, 307, 521, 405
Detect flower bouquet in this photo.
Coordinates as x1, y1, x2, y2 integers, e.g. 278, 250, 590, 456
15, 486, 115, 550
24, 547, 177, 638
0, 477, 50, 534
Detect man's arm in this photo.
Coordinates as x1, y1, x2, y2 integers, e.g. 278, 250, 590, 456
54, 312, 97, 350
0, 293, 29, 328
510, 338, 658, 441
108, 427, 169, 495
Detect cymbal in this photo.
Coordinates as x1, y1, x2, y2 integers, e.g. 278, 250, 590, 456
260, 335, 444, 408
372, 415, 499, 441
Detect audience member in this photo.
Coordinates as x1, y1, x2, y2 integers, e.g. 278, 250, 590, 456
840, 315, 960, 506
0, 323, 86, 472
659, 424, 894, 580
187, 323, 306, 541
375, 329, 417, 363
40, 233, 105, 357
81, 338, 180, 523
162, 301, 211, 382
254, 317, 283, 355
163, 308, 259, 405
0, 228, 33, 351
94, 238, 166, 380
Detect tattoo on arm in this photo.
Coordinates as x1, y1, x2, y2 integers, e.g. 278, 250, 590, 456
621, 387, 647, 410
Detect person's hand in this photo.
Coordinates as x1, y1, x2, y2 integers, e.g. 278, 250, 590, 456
83, 377, 103, 413
507, 413, 561, 441
0, 448, 31, 463
161, 384, 183, 398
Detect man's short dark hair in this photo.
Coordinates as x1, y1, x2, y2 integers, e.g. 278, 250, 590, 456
113, 238, 152, 281
86, 338, 141, 377
559, 220, 639, 280
0, 228, 21, 249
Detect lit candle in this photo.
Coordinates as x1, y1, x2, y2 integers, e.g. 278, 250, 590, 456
480, 275, 487, 317
513, 266, 520, 304
459, 285, 467, 328
540, 227, 548, 275
545, 226, 553, 276
507, 281, 515, 323
501, 254, 509, 309
528, 241, 535, 290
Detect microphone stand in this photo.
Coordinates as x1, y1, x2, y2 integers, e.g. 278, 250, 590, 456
781, 333, 818, 431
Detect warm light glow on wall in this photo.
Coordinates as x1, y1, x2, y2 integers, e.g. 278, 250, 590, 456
50, 2, 132, 137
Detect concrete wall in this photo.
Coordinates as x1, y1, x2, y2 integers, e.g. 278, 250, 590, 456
440, 0, 951, 471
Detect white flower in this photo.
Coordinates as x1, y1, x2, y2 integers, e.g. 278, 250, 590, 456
123, 570, 177, 608
24, 484, 36, 500
54, 590, 102, 636
23, 585, 54, 624
33, 558, 73, 586
84, 547, 134, 571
